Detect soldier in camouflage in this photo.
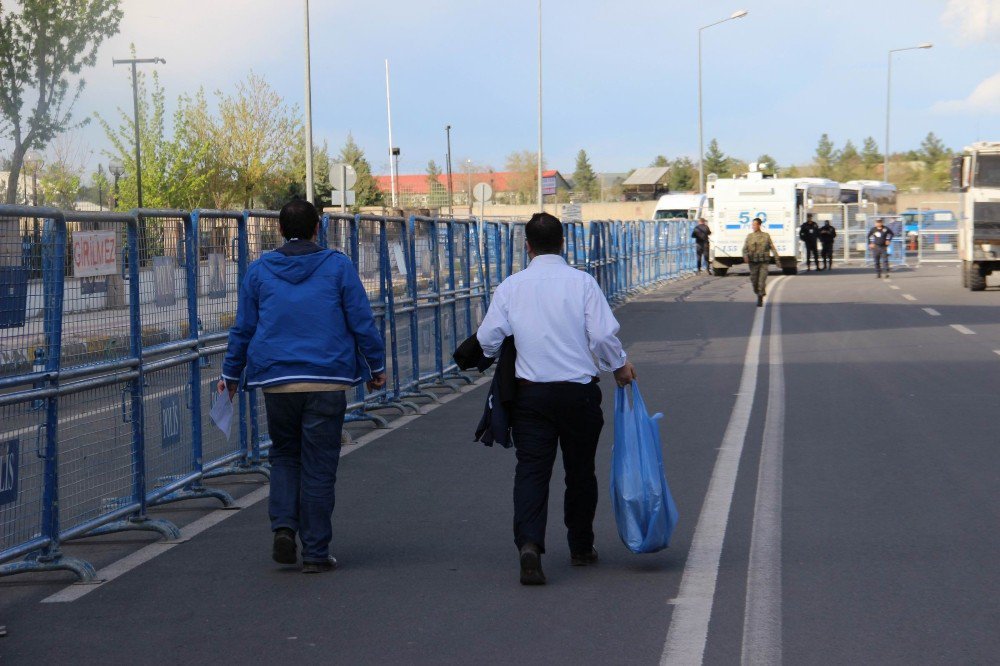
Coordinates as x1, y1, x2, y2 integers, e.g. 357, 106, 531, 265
742, 218, 780, 307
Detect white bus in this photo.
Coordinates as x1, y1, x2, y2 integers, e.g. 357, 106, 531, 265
708, 170, 840, 275
840, 180, 898, 213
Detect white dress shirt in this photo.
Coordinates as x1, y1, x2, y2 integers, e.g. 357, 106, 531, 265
476, 253, 627, 383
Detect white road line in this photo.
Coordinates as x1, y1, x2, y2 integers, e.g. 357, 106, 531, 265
741, 278, 787, 665
950, 324, 976, 335
994, 350, 1000, 358
902, 294, 917, 301
42, 375, 492, 604
889, 285, 900, 290
922, 308, 941, 316
660, 277, 781, 666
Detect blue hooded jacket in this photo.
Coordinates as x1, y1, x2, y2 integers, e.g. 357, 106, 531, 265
222, 241, 385, 388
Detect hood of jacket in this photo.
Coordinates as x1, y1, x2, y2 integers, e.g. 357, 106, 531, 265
260, 242, 333, 285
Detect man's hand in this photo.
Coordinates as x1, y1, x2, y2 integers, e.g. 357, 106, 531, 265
217, 379, 237, 401
613, 362, 637, 387
366, 372, 387, 392
869, 243, 875, 249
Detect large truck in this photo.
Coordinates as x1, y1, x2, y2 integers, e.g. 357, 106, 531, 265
952, 142, 1000, 291
652, 193, 707, 221
707, 168, 840, 275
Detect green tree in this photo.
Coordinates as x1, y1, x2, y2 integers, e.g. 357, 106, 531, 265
650, 155, 670, 168
505, 149, 544, 205
38, 134, 88, 208
860, 137, 882, 178
836, 140, 861, 181
83, 163, 111, 208
572, 149, 598, 201
703, 139, 729, 178
920, 132, 950, 167
669, 157, 696, 191
0, 0, 123, 205
814, 133, 837, 179
215, 72, 300, 208
755, 154, 778, 176
337, 133, 382, 210
426, 159, 447, 207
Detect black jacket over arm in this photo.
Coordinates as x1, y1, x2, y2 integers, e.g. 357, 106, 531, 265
453, 334, 516, 448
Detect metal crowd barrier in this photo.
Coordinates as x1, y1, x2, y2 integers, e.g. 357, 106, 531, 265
0, 207, 697, 582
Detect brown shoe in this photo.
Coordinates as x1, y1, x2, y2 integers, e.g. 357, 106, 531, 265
519, 543, 546, 585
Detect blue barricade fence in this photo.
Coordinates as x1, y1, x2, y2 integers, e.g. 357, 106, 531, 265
0, 206, 697, 581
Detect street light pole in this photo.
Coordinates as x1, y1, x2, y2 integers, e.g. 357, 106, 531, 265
537, 0, 544, 212
445, 125, 454, 216
884, 43, 932, 183
303, 0, 315, 204
467, 159, 473, 215
697, 9, 748, 194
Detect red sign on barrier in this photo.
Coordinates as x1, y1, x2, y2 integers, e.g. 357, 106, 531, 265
73, 231, 117, 278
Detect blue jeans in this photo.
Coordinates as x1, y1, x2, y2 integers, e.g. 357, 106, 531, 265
264, 391, 346, 562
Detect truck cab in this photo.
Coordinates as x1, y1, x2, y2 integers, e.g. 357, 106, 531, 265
952, 142, 1000, 290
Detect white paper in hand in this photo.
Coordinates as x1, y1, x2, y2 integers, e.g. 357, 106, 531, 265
210, 389, 234, 441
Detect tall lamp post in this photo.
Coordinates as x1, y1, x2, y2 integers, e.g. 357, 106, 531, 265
884, 43, 932, 183
698, 9, 748, 194
113, 55, 164, 259
445, 125, 454, 216
303, 0, 315, 204
537, 0, 543, 212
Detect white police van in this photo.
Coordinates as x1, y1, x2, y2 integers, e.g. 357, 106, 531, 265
652, 193, 707, 220
707, 166, 840, 275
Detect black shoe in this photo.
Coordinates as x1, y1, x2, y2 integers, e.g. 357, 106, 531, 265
571, 547, 599, 566
272, 528, 297, 565
302, 556, 338, 574
519, 543, 546, 585
876, 273, 881, 279
757, 295, 763, 307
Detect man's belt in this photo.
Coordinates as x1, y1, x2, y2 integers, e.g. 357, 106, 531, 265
516, 377, 599, 387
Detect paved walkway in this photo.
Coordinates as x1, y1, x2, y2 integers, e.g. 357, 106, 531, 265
1, 265, 998, 665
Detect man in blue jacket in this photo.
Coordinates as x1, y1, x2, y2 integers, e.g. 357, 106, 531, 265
220, 199, 385, 573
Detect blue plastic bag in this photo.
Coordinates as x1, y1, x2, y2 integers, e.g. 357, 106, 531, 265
610, 382, 679, 553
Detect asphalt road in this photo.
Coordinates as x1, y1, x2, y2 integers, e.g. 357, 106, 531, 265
1, 263, 997, 665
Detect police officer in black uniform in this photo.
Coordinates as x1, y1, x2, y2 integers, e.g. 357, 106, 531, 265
691, 218, 712, 274
867, 218, 895, 278
799, 214, 821, 271
818, 219, 837, 270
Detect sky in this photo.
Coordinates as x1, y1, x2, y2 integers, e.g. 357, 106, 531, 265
5, 0, 1000, 179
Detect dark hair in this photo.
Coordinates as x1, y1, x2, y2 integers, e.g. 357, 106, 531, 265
752, 217, 763, 225
525, 212, 563, 254
279, 199, 319, 240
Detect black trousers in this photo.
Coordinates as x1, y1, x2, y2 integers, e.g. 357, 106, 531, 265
804, 241, 820, 268
696, 243, 710, 270
511, 382, 604, 554
820, 242, 834, 267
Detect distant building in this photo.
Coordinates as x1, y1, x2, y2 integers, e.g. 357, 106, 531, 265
621, 167, 671, 201
0, 171, 39, 205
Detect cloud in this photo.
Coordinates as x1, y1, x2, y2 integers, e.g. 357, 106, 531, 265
934, 71, 1000, 113
942, 0, 1000, 42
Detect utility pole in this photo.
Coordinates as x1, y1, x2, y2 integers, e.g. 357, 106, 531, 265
445, 125, 454, 216
113, 55, 164, 258
537, 0, 544, 212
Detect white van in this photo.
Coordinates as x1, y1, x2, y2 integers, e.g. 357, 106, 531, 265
652, 193, 707, 220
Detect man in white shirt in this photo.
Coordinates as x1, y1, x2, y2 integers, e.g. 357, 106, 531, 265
477, 212, 637, 585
